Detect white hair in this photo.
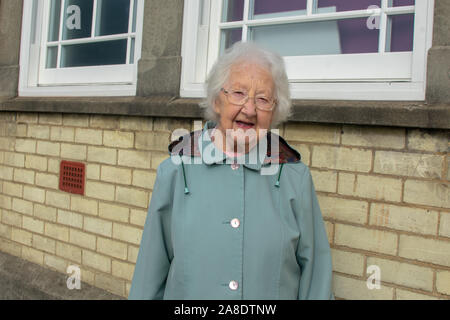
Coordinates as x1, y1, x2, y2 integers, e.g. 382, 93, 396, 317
200, 41, 292, 128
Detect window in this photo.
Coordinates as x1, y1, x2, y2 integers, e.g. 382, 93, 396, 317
19, 0, 144, 96
181, 0, 434, 100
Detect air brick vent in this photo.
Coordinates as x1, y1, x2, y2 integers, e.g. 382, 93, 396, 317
59, 161, 85, 195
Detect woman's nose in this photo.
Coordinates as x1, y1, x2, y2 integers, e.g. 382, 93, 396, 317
241, 97, 257, 116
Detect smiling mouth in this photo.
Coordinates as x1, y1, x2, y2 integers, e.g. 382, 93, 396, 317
235, 120, 255, 129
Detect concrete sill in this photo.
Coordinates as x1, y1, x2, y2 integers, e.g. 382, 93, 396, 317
0, 96, 449, 129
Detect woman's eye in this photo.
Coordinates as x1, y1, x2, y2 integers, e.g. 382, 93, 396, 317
256, 97, 269, 104
232, 91, 246, 98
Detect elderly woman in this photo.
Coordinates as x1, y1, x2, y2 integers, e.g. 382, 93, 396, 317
129, 42, 333, 300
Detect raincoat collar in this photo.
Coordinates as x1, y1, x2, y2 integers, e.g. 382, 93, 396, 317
168, 121, 301, 171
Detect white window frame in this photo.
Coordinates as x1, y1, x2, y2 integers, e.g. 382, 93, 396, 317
19, 0, 145, 97
181, 0, 435, 101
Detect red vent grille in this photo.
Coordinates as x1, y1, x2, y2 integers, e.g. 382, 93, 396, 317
59, 161, 85, 195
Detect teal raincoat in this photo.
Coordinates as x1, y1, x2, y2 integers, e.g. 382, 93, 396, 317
129, 121, 333, 299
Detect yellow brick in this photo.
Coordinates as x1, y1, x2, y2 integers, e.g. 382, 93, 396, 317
407, 129, 448, 153
0, 223, 11, 238
367, 257, 433, 291
285, 123, 340, 144
34, 204, 57, 222
127, 245, 139, 263
48, 159, 60, 174
97, 237, 128, 260
1, 210, 22, 227
312, 146, 372, 173
113, 223, 143, 245
23, 216, 45, 234
0, 165, 13, 181
50, 126, 75, 142
69, 229, 96, 250
85, 181, 115, 201
135, 132, 170, 152
286, 143, 311, 166
0, 137, 15, 151
82, 250, 111, 273
87, 146, 117, 165
115, 186, 149, 208
12, 228, 33, 246
15, 124, 27, 138
75, 128, 103, 145
57, 209, 83, 228
13, 168, 35, 184
45, 190, 70, 209
61, 143, 87, 161
338, 173, 402, 202
36, 141, 60, 157
335, 224, 398, 255
436, 270, 450, 296
153, 118, 192, 133
395, 289, 439, 300
12, 198, 33, 215
79, 266, 95, 286
28, 124, 50, 140
3, 181, 23, 197
132, 170, 157, 189
100, 165, 132, 185
84, 216, 112, 237
342, 125, 405, 149
62, 114, 89, 127
404, 179, 449, 209
15, 138, 36, 153
399, 235, 450, 267
126, 282, 131, 297
112, 260, 135, 281
56, 241, 82, 263
3, 152, 25, 167
374, 151, 443, 179
25, 154, 47, 171
45, 223, 69, 242
130, 209, 147, 227
0, 238, 22, 256
324, 220, 333, 244
0, 194, 12, 210
370, 203, 438, 235
310, 169, 337, 193
44, 254, 67, 273
103, 130, 134, 149
17, 113, 38, 124
333, 274, 394, 300
22, 246, 44, 265
95, 272, 125, 296
39, 113, 62, 125
32, 234, 56, 253
151, 152, 169, 170
118, 150, 151, 169
99, 202, 129, 223
70, 196, 98, 216
90, 115, 120, 129
440, 212, 450, 238
331, 249, 364, 276
36, 172, 59, 190
86, 163, 100, 180
119, 116, 153, 131
318, 195, 368, 224
23, 185, 45, 203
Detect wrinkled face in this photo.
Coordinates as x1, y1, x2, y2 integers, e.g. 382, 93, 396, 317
213, 62, 275, 153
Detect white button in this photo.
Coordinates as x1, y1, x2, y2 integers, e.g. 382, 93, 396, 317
231, 163, 240, 170
230, 218, 240, 228
229, 280, 239, 291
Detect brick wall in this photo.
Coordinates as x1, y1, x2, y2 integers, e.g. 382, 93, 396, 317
0, 111, 449, 299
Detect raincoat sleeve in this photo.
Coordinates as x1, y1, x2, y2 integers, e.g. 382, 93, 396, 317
128, 163, 174, 300
296, 166, 334, 300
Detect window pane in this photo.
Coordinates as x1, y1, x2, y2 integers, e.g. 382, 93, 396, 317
389, 0, 415, 7
316, 0, 381, 12
48, 0, 62, 42
220, 28, 242, 54
130, 38, 135, 64
95, 0, 130, 36
222, 0, 244, 22
46, 46, 58, 68
249, 17, 379, 56
60, 40, 127, 67
132, 0, 138, 32
251, 0, 306, 19
62, 0, 93, 40
386, 14, 414, 52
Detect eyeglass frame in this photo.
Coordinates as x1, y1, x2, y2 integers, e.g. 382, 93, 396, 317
220, 88, 276, 111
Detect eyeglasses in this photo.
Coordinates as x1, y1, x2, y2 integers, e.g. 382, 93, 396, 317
221, 88, 276, 111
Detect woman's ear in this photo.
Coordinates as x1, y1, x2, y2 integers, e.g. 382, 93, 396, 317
213, 97, 221, 115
